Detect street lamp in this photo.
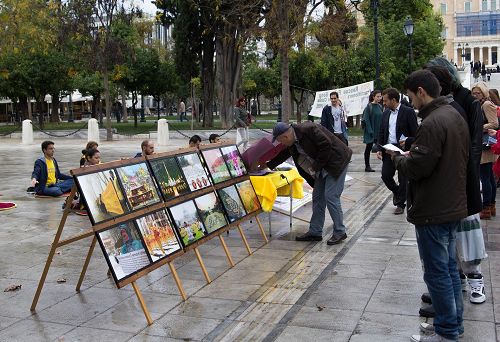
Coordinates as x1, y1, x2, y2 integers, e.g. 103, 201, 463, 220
458, 42, 469, 66
350, 0, 380, 90
403, 16, 414, 75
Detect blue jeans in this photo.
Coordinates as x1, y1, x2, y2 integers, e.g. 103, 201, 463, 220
480, 162, 496, 206
415, 222, 463, 341
309, 166, 348, 236
40, 179, 74, 197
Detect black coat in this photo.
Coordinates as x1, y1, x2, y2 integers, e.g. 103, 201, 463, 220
453, 86, 484, 215
267, 122, 352, 187
377, 104, 418, 152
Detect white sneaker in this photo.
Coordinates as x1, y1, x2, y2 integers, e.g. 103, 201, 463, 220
419, 322, 464, 338
410, 333, 455, 342
467, 274, 486, 304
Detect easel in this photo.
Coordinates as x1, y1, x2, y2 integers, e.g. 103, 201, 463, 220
31, 146, 269, 327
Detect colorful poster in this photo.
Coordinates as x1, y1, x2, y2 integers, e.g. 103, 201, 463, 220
177, 153, 212, 191
116, 163, 161, 210
149, 157, 190, 200
76, 169, 128, 224
97, 222, 151, 282
201, 148, 231, 183
221, 145, 247, 177
169, 200, 207, 247
236, 180, 261, 214
194, 192, 228, 233
218, 185, 247, 222
136, 210, 182, 261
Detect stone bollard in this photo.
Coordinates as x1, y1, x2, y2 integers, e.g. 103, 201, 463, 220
157, 119, 169, 146
22, 119, 34, 145
88, 118, 99, 143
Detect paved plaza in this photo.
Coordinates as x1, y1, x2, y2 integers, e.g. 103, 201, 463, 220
0, 135, 498, 342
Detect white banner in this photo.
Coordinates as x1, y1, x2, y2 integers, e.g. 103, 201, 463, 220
309, 81, 374, 118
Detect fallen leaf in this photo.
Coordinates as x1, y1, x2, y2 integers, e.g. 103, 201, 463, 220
4, 284, 21, 292
57, 278, 67, 283
316, 304, 325, 311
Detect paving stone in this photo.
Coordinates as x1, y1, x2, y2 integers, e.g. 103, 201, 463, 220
143, 313, 221, 340
0, 319, 75, 342
170, 297, 242, 320
289, 306, 362, 332
56, 326, 134, 341
275, 326, 351, 342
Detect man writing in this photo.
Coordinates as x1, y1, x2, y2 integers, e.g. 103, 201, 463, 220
31, 140, 74, 197
376, 87, 418, 215
320, 91, 348, 145
266, 121, 352, 245
389, 70, 468, 342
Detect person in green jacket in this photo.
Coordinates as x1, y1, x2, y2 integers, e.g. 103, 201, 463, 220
362, 90, 383, 172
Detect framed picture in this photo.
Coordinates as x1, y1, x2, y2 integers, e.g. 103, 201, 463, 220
149, 157, 190, 201
218, 185, 247, 222
194, 192, 228, 234
221, 145, 247, 178
116, 162, 161, 210
97, 221, 151, 284
75, 169, 128, 225
176, 152, 212, 191
135, 210, 182, 262
236, 180, 261, 214
200, 148, 232, 184
169, 200, 207, 247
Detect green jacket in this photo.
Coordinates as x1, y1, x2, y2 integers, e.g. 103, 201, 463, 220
362, 103, 383, 144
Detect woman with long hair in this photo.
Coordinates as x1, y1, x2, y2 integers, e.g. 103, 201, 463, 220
471, 82, 499, 219
362, 90, 383, 172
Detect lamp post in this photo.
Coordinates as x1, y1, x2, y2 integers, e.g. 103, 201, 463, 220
351, 0, 380, 90
458, 42, 469, 66
403, 16, 414, 75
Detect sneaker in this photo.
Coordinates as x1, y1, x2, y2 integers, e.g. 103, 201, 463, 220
394, 206, 404, 215
467, 273, 486, 304
419, 304, 435, 318
419, 322, 464, 338
460, 273, 467, 292
410, 333, 455, 342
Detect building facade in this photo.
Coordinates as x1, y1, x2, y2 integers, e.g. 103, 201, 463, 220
433, 0, 500, 66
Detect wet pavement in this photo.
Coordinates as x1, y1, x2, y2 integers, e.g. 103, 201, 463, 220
0, 135, 498, 341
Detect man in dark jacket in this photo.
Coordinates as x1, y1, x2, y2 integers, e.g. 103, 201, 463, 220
391, 70, 468, 342
267, 122, 352, 245
376, 87, 418, 214
31, 140, 74, 197
320, 92, 348, 145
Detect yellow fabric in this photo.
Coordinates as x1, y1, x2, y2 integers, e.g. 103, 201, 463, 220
101, 179, 125, 215
250, 168, 304, 212
45, 158, 56, 185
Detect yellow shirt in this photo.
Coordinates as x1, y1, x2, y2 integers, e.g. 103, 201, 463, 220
46, 158, 56, 185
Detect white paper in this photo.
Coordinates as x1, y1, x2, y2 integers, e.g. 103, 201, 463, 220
382, 144, 404, 154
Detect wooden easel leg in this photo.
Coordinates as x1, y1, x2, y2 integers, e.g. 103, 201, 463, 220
168, 262, 187, 300
131, 282, 153, 326
194, 248, 211, 283
30, 186, 77, 312
237, 224, 253, 255
76, 236, 97, 292
255, 216, 269, 243
218, 235, 235, 267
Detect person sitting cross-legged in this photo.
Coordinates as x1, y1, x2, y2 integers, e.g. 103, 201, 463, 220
31, 140, 74, 197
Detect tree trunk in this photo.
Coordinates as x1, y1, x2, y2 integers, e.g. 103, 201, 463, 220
27, 97, 33, 120
132, 92, 138, 128
50, 93, 60, 123
91, 96, 97, 118
121, 87, 128, 123
103, 71, 112, 140
257, 94, 261, 115
280, 48, 291, 123
201, 31, 215, 128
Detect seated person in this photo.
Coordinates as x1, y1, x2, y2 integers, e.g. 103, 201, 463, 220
189, 135, 202, 148
134, 139, 155, 158
80, 141, 98, 167
31, 140, 74, 197
209, 134, 221, 143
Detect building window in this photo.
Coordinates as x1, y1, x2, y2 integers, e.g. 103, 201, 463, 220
483, 0, 488, 10
482, 20, 489, 34
441, 3, 447, 14
464, 1, 471, 12
492, 0, 497, 10
465, 25, 472, 36
491, 19, 498, 34
441, 28, 448, 39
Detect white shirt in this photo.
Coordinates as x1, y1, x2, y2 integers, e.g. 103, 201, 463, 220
330, 105, 343, 134
388, 104, 401, 144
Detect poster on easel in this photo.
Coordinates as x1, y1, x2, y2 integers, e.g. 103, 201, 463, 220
220, 145, 247, 177
200, 148, 232, 184
194, 191, 228, 233
176, 153, 212, 192
169, 199, 208, 247
235, 180, 261, 214
149, 156, 190, 201
135, 209, 183, 262
96, 221, 151, 284
218, 185, 247, 222
75, 168, 129, 225
116, 162, 161, 210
